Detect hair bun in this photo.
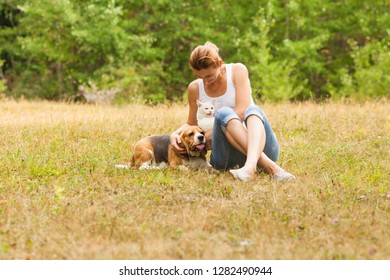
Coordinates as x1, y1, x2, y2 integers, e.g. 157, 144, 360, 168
189, 41, 221, 70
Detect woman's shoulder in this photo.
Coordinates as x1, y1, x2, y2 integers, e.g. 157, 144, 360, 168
231, 62, 248, 73
230, 63, 249, 83
188, 79, 200, 92
187, 79, 200, 100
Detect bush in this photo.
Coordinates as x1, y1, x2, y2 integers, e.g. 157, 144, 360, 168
6, 0, 157, 100
0, 59, 5, 94
332, 39, 390, 100
237, 6, 306, 102
1, 0, 389, 102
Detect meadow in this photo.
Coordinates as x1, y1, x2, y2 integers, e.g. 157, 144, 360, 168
0, 100, 389, 260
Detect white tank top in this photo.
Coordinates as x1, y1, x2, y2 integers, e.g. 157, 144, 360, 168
197, 63, 254, 110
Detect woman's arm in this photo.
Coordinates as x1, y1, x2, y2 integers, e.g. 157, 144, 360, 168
170, 81, 199, 152
232, 63, 252, 121
205, 129, 212, 150
186, 81, 199, 126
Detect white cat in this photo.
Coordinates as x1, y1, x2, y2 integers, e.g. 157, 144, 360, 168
196, 99, 215, 132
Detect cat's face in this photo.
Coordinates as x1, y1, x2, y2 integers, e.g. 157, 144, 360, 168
197, 100, 215, 117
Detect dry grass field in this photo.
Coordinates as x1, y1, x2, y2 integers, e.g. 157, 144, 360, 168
0, 100, 389, 260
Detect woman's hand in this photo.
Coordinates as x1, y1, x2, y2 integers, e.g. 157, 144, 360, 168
170, 132, 187, 154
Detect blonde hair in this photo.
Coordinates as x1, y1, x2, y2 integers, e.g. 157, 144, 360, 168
189, 42, 221, 70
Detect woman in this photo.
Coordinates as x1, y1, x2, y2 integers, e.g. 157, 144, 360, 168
170, 42, 295, 182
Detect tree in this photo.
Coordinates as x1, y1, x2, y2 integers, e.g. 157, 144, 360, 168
0, 0, 389, 102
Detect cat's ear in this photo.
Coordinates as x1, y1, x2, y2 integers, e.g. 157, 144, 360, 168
196, 99, 201, 107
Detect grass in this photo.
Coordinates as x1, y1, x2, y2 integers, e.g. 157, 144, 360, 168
0, 99, 389, 260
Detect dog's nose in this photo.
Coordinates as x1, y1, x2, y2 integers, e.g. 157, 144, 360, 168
197, 135, 204, 142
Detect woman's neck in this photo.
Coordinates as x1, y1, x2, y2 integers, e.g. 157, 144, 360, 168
205, 65, 226, 96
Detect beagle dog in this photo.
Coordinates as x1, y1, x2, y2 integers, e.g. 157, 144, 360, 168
121, 126, 211, 170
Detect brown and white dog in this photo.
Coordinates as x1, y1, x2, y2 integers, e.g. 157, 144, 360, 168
116, 126, 211, 170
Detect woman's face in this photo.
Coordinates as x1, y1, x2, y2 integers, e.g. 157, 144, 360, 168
193, 66, 221, 85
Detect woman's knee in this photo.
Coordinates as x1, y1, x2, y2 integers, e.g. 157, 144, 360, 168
214, 107, 238, 127
244, 105, 264, 122
215, 107, 235, 120
245, 104, 261, 114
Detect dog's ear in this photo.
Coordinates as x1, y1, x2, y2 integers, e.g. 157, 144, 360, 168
179, 130, 190, 153
196, 99, 201, 107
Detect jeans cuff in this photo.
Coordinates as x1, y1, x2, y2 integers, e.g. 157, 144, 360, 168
245, 111, 264, 124
222, 114, 240, 125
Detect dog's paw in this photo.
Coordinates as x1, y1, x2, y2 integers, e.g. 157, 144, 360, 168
139, 162, 153, 170
178, 165, 189, 171
158, 162, 168, 169
139, 162, 164, 170
115, 164, 131, 169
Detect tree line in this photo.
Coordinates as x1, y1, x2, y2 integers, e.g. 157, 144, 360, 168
0, 0, 389, 103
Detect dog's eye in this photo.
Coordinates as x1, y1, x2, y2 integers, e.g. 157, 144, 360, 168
188, 132, 194, 137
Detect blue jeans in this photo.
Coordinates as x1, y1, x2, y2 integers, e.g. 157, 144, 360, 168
210, 105, 280, 170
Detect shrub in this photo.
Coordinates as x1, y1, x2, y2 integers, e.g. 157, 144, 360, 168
333, 39, 390, 100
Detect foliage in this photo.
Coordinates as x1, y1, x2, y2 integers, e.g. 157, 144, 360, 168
333, 39, 390, 100
0, 0, 389, 102
0, 57, 5, 94
235, 4, 306, 102
1, 0, 158, 100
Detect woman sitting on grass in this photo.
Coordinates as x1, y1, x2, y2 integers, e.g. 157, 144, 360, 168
170, 41, 295, 182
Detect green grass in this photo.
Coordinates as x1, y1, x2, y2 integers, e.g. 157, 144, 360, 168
0, 100, 389, 260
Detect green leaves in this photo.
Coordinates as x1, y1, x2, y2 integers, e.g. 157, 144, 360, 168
0, 0, 389, 102
336, 39, 390, 99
